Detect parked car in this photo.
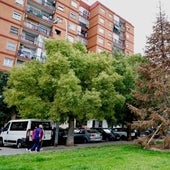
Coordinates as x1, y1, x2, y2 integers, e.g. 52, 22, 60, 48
58, 128, 102, 144
140, 129, 153, 137
74, 129, 102, 143
111, 127, 137, 140
93, 128, 119, 141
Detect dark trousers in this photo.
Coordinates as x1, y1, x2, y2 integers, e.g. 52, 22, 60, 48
30, 139, 41, 152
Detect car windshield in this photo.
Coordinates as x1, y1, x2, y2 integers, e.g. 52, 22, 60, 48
103, 129, 111, 133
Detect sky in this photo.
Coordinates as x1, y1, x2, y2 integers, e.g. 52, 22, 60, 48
83, 0, 170, 54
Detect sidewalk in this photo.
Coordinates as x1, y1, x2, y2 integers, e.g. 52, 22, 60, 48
0, 141, 133, 156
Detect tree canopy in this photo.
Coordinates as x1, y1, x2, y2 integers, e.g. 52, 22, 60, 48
0, 71, 16, 127
4, 40, 128, 145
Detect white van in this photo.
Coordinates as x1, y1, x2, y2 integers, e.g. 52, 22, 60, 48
0, 119, 53, 148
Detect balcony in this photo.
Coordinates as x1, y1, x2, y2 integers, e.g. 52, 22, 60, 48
21, 34, 45, 48
113, 39, 124, 50
29, 0, 55, 13
77, 36, 88, 46
26, 6, 54, 26
113, 24, 120, 34
77, 30, 88, 38
17, 50, 45, 62
79, 11, 89, 20
78, 21, 89, 29
23, 21, 51, 37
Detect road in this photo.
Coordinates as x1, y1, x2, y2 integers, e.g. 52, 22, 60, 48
0, 141, 133, 156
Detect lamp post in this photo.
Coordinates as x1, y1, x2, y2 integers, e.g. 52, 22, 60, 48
53, 17, 68, 39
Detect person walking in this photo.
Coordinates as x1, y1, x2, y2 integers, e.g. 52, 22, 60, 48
29, 124, 44, 152
26, 126, 37, 151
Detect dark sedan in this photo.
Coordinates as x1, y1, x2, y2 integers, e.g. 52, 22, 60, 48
92, 128, 120, 141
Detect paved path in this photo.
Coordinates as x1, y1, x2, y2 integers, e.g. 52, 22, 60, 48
0, 141, 133, 156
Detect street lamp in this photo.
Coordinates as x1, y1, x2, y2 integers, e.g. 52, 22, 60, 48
53, 17, 68, 39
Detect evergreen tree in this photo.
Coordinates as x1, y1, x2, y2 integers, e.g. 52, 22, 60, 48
128, 6, 170, 148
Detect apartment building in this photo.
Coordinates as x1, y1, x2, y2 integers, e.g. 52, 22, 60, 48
0, 0, 134, 72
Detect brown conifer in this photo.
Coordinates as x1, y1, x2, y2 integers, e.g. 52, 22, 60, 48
128, 4, 170, 149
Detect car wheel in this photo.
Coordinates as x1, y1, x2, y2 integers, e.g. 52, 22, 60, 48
17, 140, 22, 149
83, 138, 88, 143
105, 137, 109, 142
121, 135, 126, 140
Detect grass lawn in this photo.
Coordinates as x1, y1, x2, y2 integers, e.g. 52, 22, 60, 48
0, 144, 170, 170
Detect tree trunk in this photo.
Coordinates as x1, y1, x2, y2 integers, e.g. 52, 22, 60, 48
127, 123, 132, 141
66, 116, 74, 146
54, 122, 59, 146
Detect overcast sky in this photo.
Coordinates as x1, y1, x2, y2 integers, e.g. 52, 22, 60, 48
84, 0, 170, 54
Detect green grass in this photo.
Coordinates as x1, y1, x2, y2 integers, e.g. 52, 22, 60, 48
0, 144, 170, 170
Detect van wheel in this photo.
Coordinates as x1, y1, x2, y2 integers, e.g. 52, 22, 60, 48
17, 140, 22, 149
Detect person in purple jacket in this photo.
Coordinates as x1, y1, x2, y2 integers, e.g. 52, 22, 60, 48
29, 124, 44, 152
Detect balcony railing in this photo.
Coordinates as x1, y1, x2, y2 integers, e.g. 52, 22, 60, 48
17, 50, 45, 61
33, 0, 55, 11
77, 36, 88, 46
79, 11, 89, 20
26, 6, 53, 23
21, 35, 45, 48
24, 21, 50, 36
78, 21, 89, 29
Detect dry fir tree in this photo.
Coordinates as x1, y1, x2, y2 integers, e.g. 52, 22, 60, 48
128, 5, 170, 149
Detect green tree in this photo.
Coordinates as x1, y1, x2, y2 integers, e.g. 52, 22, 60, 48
111, 52, 145, 139
0, 71, 16, 127
4, 40, 125, 146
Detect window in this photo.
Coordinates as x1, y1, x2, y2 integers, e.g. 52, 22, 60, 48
108, 32, 112, 38
126, 42, 129, 48
12, 12, 22, 21
67, 35, 74, 43
31, 121, 52, 130
126, 33, 129, 39
100, 8, 105, 14
57, 5, 64, 11
68, 23, 76, 31
109, 22, 113, 28
3, 122, 10, 131
114, 15, 120, 23
7, 42, 16, 51
98, 37, 104, 44
99, 28, 104, 34
97, 48, 103, 53
126, 26, 130, 31
10, 121, 28, 131
109, 14, 113, 19
99, 18, 104, 24
55, 29, 61, 35
107, 42, 112, 48
3, 58, 14, 67
15, 0, 24, 6
70, 12, 76, 19
71, 0, 78, 8
16, 60, 24, 66
10, 26, 19, 35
